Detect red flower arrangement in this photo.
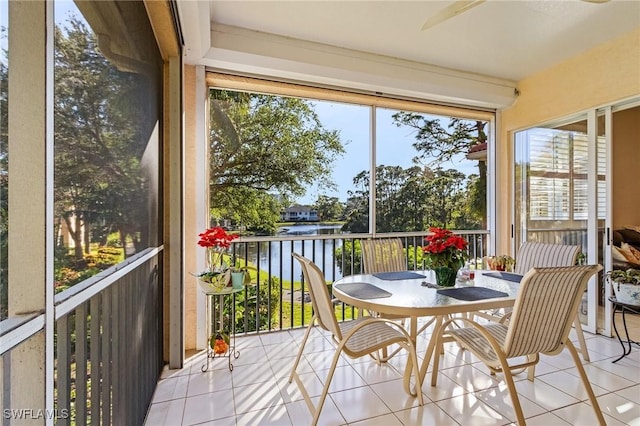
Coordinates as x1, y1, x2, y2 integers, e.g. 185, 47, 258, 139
422, 227, 468, 269
195, 227, 240, 285
197, 226, 239, 249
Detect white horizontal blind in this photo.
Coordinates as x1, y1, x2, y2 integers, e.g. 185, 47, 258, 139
527, 129, 606, 221
573, 133, 589, 220
596, 136, 607, 219
529, 129, 571, 220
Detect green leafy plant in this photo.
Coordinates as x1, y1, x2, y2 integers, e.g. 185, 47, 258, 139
607, 268, 640, 286
230, 257, 254, 273
230, 257, 256, 285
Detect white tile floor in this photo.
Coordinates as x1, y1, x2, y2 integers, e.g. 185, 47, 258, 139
145, 316, 640, 425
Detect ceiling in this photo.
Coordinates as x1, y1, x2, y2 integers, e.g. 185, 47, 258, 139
177, 0, 640, 107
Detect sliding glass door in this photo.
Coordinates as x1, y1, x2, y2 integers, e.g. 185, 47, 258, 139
514, 113, 607, 334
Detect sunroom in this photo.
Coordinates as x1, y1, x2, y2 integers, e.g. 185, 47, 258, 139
1, 1, 639, 425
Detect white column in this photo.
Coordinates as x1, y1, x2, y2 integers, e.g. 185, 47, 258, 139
7, 0, 54, 418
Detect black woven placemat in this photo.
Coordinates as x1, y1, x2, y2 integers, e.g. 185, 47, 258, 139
483, 272, 523, 283
373, 271, 426, 280
337, 282, 392, 299
436, 286, 509, 301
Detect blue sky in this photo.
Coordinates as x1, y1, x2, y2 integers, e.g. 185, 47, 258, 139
299, 99, 477, 205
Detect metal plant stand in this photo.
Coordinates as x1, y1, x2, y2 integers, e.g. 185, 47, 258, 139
609, 296, 640, 363
201, 286, 243, 372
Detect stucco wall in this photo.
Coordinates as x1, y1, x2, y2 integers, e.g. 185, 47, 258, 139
497, 28, 640, 254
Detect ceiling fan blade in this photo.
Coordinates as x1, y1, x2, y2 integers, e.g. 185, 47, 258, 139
421, 0, 486, 31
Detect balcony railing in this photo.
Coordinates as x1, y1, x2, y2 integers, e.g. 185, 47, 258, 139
53, 249, 163, 425
48, 230, 487, 423
226, 230, 489, 334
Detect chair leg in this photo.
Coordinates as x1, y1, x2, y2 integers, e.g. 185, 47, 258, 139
408, 344, 424, 406
526, 354, 536, 381
289, 320, 314, 383
573, 315, 590, 362
370, 345, 403, 363
430, 326, 444, 386
501, 359, 527, 426
565, 340, 606, 426
311, 348, 343, 425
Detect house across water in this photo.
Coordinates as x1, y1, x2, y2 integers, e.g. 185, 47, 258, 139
280, 204, 319, 222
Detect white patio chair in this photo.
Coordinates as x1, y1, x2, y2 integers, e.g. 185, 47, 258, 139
479, 241, 590, 362
360, 238, 435, 362
514, 242, 591, 362
361, 238, 407, 273
290, 253, 423, 425
514, 241, 582, 274
431, 265, 605, 426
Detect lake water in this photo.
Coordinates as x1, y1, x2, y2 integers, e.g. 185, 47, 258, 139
245, 224, 346, 282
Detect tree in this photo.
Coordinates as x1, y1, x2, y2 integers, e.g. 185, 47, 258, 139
341, 165, 474, 234
392, 114, 487, 223
423, 168, 468, 228
313, 195, 344, 221
341, 170, 370, 233
208, 90, 345, 233
211, 186, 281, 235
54, 17, 156, 259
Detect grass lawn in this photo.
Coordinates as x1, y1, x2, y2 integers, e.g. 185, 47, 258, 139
278, 301, 359, 329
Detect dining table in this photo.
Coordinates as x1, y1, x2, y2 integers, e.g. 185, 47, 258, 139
331, 269, 523, 395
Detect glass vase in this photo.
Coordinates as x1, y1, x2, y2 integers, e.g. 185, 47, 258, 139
206, 247, 224, 272
434, 266, 458, 287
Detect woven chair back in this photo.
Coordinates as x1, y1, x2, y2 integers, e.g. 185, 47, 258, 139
361, 238, 407, 274
504, 264, 601, 358
292, 253, 342, 339
514, 241, 581, 275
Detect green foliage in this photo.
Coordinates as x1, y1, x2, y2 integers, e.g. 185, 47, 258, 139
334, 240, 362, 276
211, 186, 281, 235
55, 267, 101, 293
208, 90, 346, 233
342, 194, 369, 233
314, 195, 345, 221
84, 246, 122, 269
392, 113, 488, 223
106, 238, 122, 248
54, 16, 156, 260
406, 245, 427, 270
232, 276, 281, 333
607, 269, 640, 285
54, 245, 123, 292
342, 165, 477, 233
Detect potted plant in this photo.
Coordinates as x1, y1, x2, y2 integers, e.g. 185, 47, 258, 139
607, 268, 640, 305
487, 255, 515, 272
422, 227, 468, 287
193, 226, 239, 292
230, 257, 254, 289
